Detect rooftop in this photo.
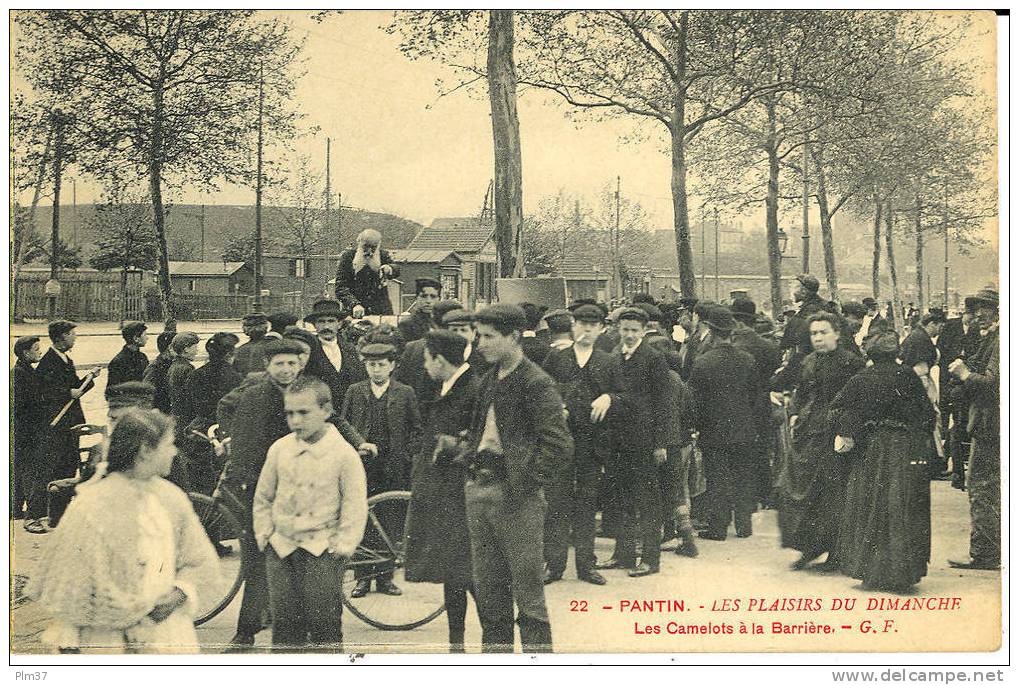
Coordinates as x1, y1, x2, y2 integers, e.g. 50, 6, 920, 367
408, 217, 494, 253
168, 261, 247, 277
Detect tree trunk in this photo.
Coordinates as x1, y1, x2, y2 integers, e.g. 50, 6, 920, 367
801, 142, 810, 274
12, 118, 55, 319
148, 82, 174, 322
764, 98, 784, 318
812, 153, 840, 304
914, 194, 924, 312
670, 12, 697, 299
871, 201, 882, 299
487, 10, 524, 278
884, 201, 903, 334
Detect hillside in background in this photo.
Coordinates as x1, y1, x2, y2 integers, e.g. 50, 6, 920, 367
27, 204, 424, 262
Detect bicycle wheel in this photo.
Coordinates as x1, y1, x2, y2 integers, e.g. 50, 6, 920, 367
188, 492, 245, 626
341, 490, 445, 631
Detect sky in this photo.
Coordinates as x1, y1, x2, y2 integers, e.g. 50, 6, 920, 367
9, 9, 1000, 242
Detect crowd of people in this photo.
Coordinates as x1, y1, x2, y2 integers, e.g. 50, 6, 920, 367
11, 262, 1001, 654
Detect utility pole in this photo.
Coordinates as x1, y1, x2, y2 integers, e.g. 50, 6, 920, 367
801, 142, 810, 274
325, 137, 332, 232
614, 176, 621, 300
337, 192, 343, 255
943, 181, 949, 308
200, 203, 206, 261
713, 208, 720, 301
700, 206, 706, 296
253, 64, 264, 313
72, 178, 77, 247
46, 110, 67, 319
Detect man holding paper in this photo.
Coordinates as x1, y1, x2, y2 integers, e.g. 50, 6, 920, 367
36, 320, 100, 528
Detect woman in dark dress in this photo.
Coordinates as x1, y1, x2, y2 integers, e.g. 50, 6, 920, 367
831, 330, 935, 592
771, 312, 866, 570
404, 331, 479, 652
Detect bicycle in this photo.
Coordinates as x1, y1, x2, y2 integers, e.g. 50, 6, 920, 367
187, 427, 445, 631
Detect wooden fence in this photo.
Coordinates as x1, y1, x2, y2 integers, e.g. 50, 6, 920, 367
12, 269, 302, 321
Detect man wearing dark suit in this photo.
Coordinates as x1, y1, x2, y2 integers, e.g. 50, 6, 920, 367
466, 304, 573, 653
594, 306, 670, 577
541, 305, 612, 586
233, 313, 270, 376
394, 299, 466, 405
397, 278, 442, 344
730, 299, 782, 511
341, 343, 422, 598
690, 305, 758, 541
143, 333, 176, 415
105, 321, 149, 398
36, 321, 98, 528
520, 303, 551, 366
780, 274, 834, 357
217, 339, 305, 651
938, 309, 983, 488
334, 229, 400, 317
303, 299, 368, 410
12, 336, 45, 528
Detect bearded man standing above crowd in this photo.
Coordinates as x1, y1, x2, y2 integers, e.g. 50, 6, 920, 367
335, 229, 401, 317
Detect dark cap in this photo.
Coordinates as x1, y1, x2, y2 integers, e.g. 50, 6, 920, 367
617, 306, 650, 325
796, 274, 820, 292
700, 303, 736, 334
730, 298, 757, 324
964, 287, 999, 310
283, 325, 318, 350
433, 300, 465, 328
106, 381, 156, 409
543, 308, 574, 334
861, 297, 877, 309
635, 302, 661, 323
922, 309, 948, 325
268, 312, 300, 333
242, 312, 269, 325
571, 304, 605, 323
473, 303, 528, 331
171, 331, 201, 353
121, 321, 147, 339
359, 342, 398, 361
304, 299, 344, 325
48, 320, 77, 339
442, 308, 473, 327
206, 332, 240, 358
263, 338, 307, 361
423, 329, 467, 365
840, 300, 868, 319
13, 336, 40, 358
863, 330, 900, 359
415, 277, 442, 293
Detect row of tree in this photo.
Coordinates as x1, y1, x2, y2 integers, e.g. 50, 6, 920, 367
390, 10, 997, 318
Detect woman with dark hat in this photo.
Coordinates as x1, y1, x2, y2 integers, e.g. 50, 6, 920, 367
771, 311, 865, 570
831, 330, 936, 591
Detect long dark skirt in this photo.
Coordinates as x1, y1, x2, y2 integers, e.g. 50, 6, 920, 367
839, 427, 931, 591
776, 428, 850, 557
404, 451, 473, 586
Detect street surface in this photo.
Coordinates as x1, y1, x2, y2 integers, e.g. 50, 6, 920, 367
8, 326, 1002, 654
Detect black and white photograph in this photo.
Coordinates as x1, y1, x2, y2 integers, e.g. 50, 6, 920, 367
6, 6, 1006, 671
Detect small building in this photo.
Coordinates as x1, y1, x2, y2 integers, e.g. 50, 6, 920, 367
389, 249, 465, 312
169, 261, 252, 296
406, 217, 497, 309
550, 254, 612, 304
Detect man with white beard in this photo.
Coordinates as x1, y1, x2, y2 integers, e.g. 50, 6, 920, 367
334, 228, 401, 317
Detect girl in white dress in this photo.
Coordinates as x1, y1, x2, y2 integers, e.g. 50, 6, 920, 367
29, 409, 219, 653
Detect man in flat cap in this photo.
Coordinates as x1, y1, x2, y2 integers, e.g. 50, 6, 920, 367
948, 287, 1000, 571
938, 303, 984, 489
342, 342, 422, 598
106, 321, 149, 399
540, 304, 613, 586
465, 303, 573, 652
234, 313, 271, 376
177, 333, 244, 498
398, 278, 443, 344
266, 312, 298, 341
543, 309, 575, 353
335, 228, 401, 318
218, 338, 308, 650
689, 304, 758, 541
594, 306, 670, 577
36, 320, 99, 527
394, 299, 468, 403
